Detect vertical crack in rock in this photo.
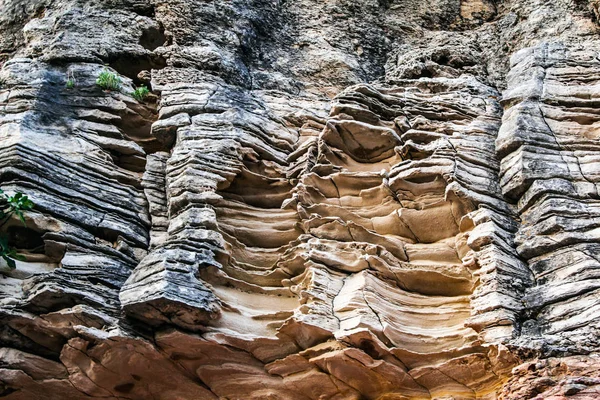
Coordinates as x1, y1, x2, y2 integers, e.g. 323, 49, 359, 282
499, 42, 600, 355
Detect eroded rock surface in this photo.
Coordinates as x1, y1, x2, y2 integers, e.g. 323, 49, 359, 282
1, 0, 600, 399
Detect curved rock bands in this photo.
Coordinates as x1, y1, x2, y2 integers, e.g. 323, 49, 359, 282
113, 72, 527, 398
0, 57, 528, 397
498, 42, 600, 349
0, 50, 164, 399
4, 0, 600, 397
0, 59, 158, 319
119, 74, 298, 329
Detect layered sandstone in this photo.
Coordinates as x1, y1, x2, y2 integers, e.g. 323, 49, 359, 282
1, 0, 600, 399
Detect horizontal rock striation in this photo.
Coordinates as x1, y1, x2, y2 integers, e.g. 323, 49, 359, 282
2, 0, 600, 399
499, 42, 600, 352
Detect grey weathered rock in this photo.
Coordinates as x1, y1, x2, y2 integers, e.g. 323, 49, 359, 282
2, 0, 600, 399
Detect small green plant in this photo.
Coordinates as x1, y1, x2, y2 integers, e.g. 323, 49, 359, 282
0, 190, 34, 269
0, 236, 24, 269
96, 69, 121, 91
65, 70, 76, 89
132, 85, 150, 102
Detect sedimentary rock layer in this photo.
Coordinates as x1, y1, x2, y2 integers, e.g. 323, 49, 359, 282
2, 0, 600, 399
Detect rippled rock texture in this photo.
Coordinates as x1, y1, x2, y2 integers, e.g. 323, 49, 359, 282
2, 0, 600, 399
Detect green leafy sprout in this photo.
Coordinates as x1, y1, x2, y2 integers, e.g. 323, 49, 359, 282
0, 190, 34, 269
96, 69, 121, 91
66, 70, 76, 89
132, 85, 150, 102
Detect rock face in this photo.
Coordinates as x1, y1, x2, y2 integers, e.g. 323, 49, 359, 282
2, 0, 600, 399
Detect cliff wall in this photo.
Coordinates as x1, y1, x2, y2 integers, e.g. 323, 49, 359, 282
1, 0, 600, 399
